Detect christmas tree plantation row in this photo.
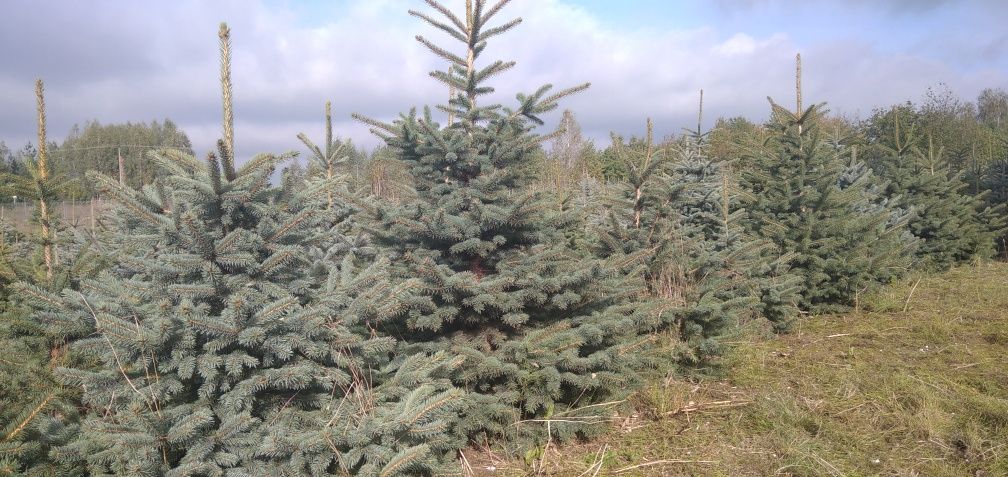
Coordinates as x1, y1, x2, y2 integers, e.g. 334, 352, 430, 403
2, 0, 1006, 475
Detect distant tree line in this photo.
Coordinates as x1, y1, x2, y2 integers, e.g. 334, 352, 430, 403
0, 119, 193, 201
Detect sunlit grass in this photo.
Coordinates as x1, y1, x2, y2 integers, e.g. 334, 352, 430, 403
485, 262, 1008, 476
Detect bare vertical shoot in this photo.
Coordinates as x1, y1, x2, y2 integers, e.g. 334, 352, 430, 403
634, 118, 654, 229
796, 53, 803, 134
219, 22, 237, 180
697, 89, 704, 155
795, 53, 803, 114
325, 101, 335, 209
35, 79, 56, 280
722, 165, 731, 232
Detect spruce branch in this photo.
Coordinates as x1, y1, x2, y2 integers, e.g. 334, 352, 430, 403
297, 133, 325, 164
473, 60, 516, 83
2, 393, 55, 442
537, 82, 592, 112
379, 444, 430, 477
422, 0, 467, 33
480, 0, 512, 24
351, 113, 397, 135
408, 10, 468, 43
476, 17, 521, 42
429, 70, 467, 91
415, 35, 468, 68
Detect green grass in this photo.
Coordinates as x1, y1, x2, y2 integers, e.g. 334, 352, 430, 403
474, 262, 1008, 476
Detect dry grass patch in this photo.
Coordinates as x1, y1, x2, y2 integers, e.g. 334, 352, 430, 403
476, 262, 1008, 476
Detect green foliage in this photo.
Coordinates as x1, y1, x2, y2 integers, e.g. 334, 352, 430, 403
0, 81, 102, 477
350, 0, 659, 445
864, 108, 1005, 269
20, 147, 462, 475
503, 263, 1008, 476
594, 118, 799, 366
3, 5, 1008, 475
7, 22, 467, 475
54, 120, 193, 195
0, 302, 87, 477
983, 156, 1008, 254
738, 101, 914, 312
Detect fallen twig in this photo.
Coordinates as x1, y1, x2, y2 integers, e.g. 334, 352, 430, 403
663, 399, 752, 417
903, 278, 922, 312
613, 459, 716, 473
576, 444, 607, 477
459, 450, 474, 476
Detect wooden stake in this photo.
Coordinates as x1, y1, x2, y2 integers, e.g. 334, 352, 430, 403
118, 148, 125, 186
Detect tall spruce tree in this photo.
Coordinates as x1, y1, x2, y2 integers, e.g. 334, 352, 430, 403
0, 80, 99, 476
738, 101, 913, 311
15, 23, 466, 476
595, 111, 799, 366
671, 112, 801, 334
865, 109, 1005, 268
350, 0, 661, 443
23, 147, 463, 475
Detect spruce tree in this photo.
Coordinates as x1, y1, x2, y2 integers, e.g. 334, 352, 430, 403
595, 111, 799, 366
672, 113, 801, 334
22, 147, 463, 475
14, 23, 465, 476
738, 101, 913, 311
865, 109, 1004, 269
0, 80, 98, 476
984, 156, 1008, 254
351, 0, 660, 443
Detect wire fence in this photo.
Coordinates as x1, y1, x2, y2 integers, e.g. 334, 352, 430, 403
0, 197, 112, 234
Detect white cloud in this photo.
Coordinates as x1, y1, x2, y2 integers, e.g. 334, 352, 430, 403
0, 0, 1005, 161
717, 33, 759, 55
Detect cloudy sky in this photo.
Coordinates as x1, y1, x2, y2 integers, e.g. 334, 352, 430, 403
1, 0, 1006, 162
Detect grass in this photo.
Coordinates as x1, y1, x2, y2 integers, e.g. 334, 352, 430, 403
474, 262, 1008, 476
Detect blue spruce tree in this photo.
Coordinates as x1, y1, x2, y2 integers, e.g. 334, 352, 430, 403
738, 100, 913, 311
1, 80, 99, 476
595, 107, 799, 367
865, 109, 1005, 269
16, 23, 465, 476
350, 0, 661, 443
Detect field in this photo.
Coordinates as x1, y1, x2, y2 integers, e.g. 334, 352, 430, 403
478, 262, 1008, 476
0, 200, 109, 233
3, 0, 1007, 474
